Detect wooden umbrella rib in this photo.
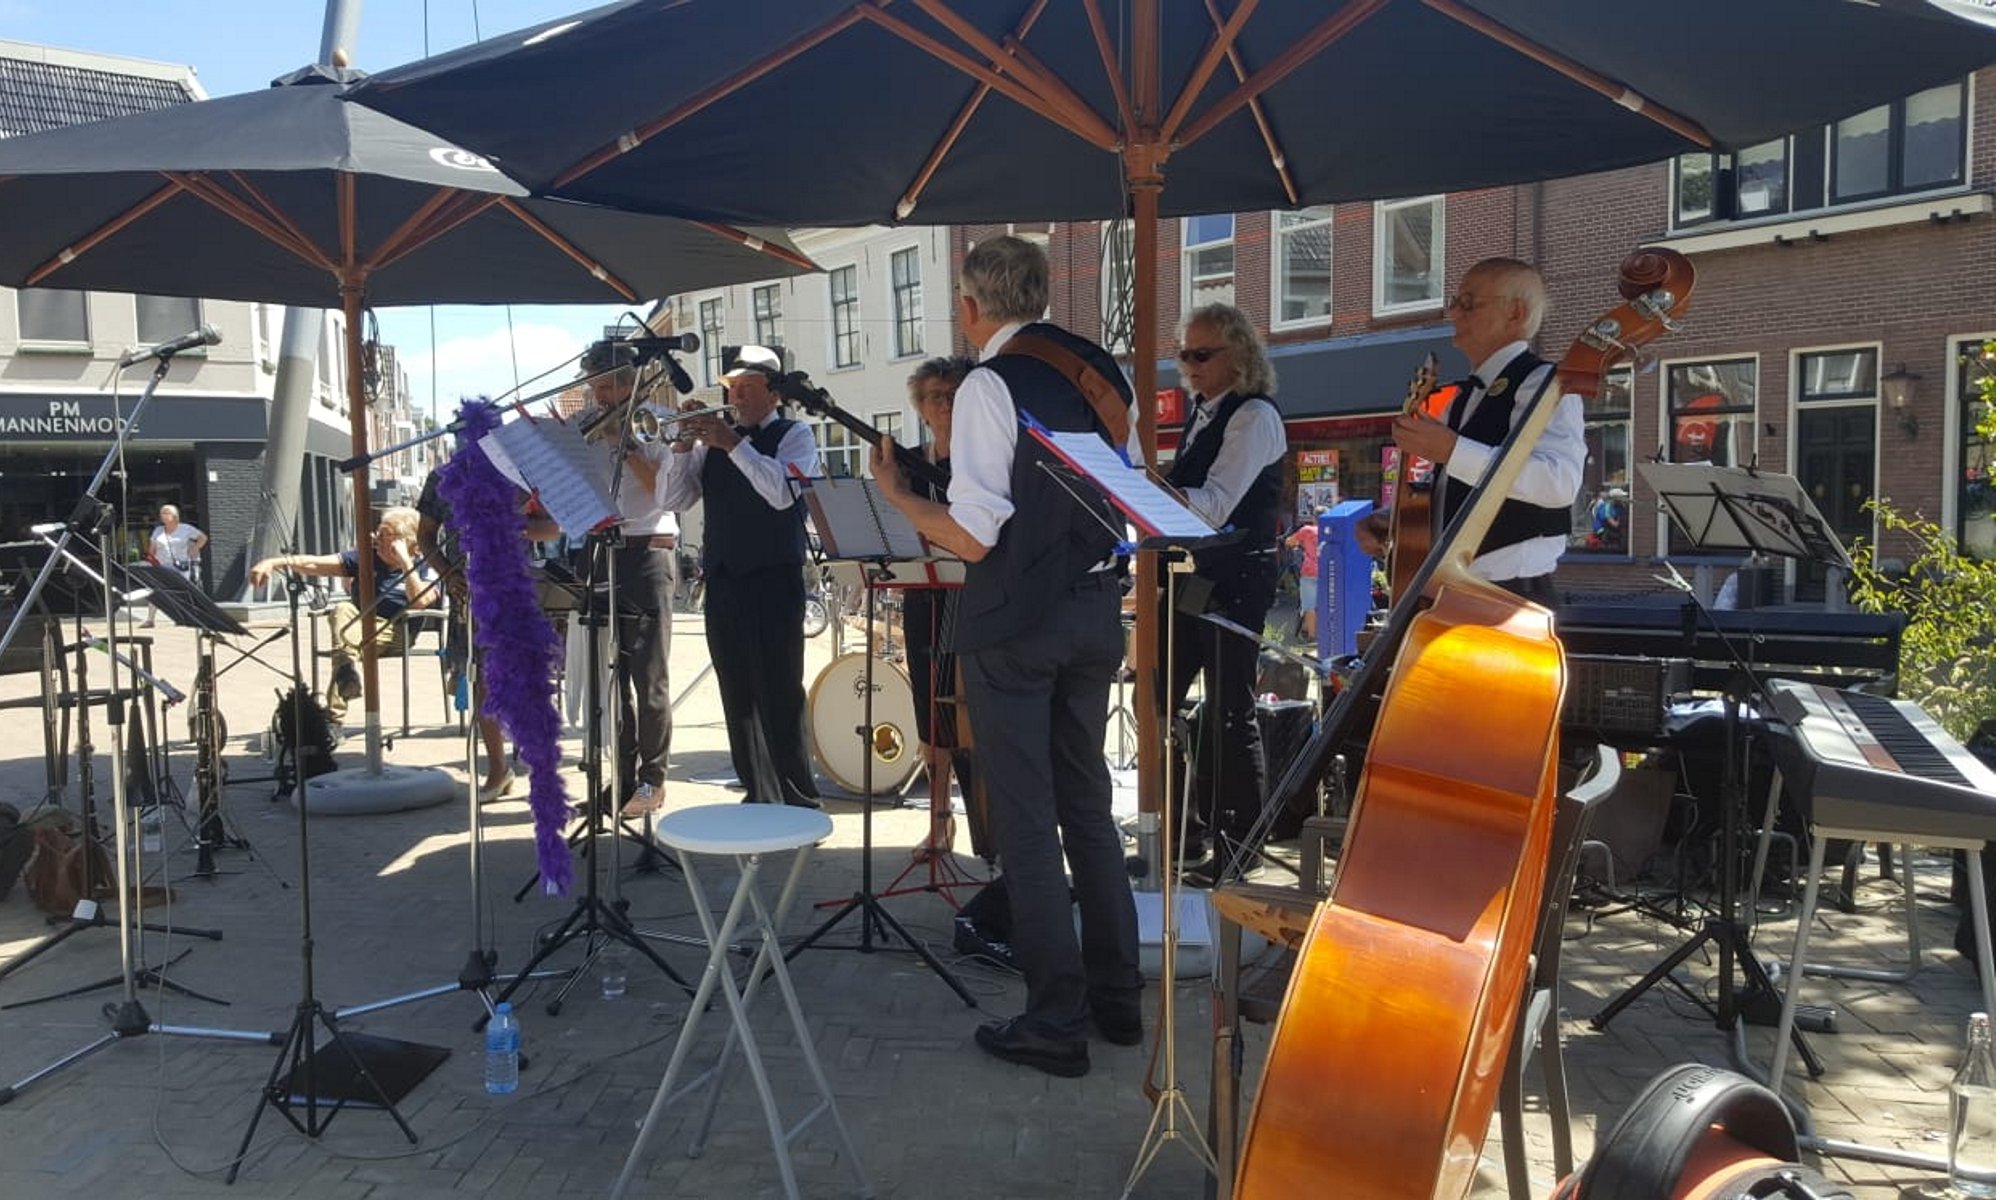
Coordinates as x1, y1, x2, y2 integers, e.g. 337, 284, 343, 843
1176, 0, 1386, 150
1205, 0, 1297, 205
688, 218, 819, 274
1160, 0, 1259, 143
25, 179, 187, 286
169, 172, 334, 270
858, 5, 1119, 151
1083, 0, 1138, 143
902, 0, 1119, 148
371, 190, 499, 270
898, 0, 1055, 220
223, 171, 329, 265
496, 197, 638, 301
1422, 0, 1713, 147
554, 7, 870, 189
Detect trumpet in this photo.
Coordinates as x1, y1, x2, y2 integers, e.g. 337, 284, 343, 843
579, 400, 736, 446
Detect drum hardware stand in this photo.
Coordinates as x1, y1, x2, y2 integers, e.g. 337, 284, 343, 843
0, 540, 224, 1001
484, 528, 695, 1023
0, 348, 270, 1112
788, 558, 977, 1008
1590, 465, 1851, 1081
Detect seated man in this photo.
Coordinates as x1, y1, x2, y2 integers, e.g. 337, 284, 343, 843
248, 506, 440, 726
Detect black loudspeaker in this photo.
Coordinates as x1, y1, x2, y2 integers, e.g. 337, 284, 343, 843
1255, 650, 1309, 702
1257, 700, 1317, 840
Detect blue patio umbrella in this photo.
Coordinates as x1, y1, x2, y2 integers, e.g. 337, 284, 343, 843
0, 64, 816, 770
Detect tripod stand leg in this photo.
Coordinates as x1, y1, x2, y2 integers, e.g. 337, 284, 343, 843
227, 1007, 308, 1183
0, 1030, 123, 1107
1590, 923, 1719, 1030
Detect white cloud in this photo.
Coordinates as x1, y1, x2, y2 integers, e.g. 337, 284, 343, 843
395, 321, 590, 417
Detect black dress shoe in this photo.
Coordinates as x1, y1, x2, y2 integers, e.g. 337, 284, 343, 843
974, 1017, 1089, 1078
1088, 993, 1145, 1047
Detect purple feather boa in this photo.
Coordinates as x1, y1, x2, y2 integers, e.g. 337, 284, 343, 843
437, 400, 572, 894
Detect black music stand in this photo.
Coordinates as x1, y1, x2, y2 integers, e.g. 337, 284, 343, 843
1591, 462, 1851, 1075
787, 476, 976, 1007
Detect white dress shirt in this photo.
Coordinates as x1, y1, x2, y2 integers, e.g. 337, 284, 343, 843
948, 321, 1143, 549
614, 436, 679, 537
655, 407, 823, 514
1176, 393, 1287, 529
1443, 339, 1587, 581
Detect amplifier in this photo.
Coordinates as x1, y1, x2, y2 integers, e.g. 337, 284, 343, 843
1562, 654, 1692, 736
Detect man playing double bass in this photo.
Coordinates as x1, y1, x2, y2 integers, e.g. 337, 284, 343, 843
874, 234, 1143, 1080
1359, 257, 1587, 602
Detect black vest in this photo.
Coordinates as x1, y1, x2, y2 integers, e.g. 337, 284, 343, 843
950, 323, 1128, 654
700, 416, 809, 578
1167, 391, 1283, 567
1438, 350, 1573, 558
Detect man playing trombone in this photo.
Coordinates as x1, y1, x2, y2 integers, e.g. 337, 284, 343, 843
577, 339, 681, 819
657, 345, 824, 810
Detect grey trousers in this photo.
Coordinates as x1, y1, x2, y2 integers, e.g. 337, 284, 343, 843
613, 543, 675, 792
962, 573, 1142, 1038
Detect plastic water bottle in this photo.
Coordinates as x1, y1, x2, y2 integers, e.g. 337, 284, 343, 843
1950, 1011, 1996, 1199
484, 1002, 520, 1095
139, 808, 163, 856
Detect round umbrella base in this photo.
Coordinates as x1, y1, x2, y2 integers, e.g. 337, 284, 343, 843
301, 765, 456, 816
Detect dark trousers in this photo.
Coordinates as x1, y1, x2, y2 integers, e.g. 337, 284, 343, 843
1166, 553, 1280, 848
963, 574, 1141, 1038
612, 543, 676, 793
704, 563, 818, 804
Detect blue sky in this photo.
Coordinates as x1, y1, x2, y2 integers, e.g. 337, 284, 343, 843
5, 0, 635, 420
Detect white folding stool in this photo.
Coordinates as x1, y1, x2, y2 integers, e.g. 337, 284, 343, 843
612, 804, 872, 1200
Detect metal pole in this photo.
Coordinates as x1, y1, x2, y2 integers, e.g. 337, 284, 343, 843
245, 0, 362, 587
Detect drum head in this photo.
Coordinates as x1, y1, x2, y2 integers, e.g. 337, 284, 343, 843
809, 651, 919, 796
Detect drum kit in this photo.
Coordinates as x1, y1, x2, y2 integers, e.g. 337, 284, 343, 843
808, 651, 919, 797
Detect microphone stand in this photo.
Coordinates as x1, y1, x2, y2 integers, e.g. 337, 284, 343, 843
0, 352, 270, 1110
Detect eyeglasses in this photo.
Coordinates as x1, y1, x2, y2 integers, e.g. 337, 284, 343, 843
1446, 293, 1493, 314
1178, 346, 1227, 364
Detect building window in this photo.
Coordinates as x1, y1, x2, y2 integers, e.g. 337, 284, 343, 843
1665, 356, 1757, 555
1100, 220, 1135, 355
1272, 207, 1332, 328
17, 288, 88, 345
813, 419, 863, 478
1373, 196, 1443, 314
1571, 368, 1633, 555
1674, 139, 1791, 227
753, 284, 784, 350
1181, 214, 1235, 314
873, 412, 903, 451
1957, 338, 1995, 562
889, 247, 924, 359
136, 295, 200, 346
830, 265, 860, 368
1800, 347, 1878, 402
1833, 81, 1967, 203
699, 298, 724, 385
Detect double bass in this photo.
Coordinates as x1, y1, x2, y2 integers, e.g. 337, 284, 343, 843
1236, 249, 1695, 1199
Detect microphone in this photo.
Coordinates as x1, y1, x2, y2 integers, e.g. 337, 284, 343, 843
660, 355, 696, 396
619, 332, 701, 357
118, 323, 221, 368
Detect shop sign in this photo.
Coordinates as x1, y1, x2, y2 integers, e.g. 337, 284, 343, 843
0, 399, 128, 436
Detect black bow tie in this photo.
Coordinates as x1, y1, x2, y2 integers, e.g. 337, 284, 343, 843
1462, 373, 1486, 393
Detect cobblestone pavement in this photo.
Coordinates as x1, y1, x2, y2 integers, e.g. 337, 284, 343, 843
0, 612, 1983, 1198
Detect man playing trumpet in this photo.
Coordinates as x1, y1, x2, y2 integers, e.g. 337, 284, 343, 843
656, 345, 824, 810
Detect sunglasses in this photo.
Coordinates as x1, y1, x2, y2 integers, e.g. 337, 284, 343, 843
1446, 293, 1495, 314
1178, 346, 1227, 364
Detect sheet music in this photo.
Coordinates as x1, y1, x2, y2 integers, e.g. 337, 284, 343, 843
800, 475, 933, 561
1032, 427, 1216, 541
481, 416, 619, 539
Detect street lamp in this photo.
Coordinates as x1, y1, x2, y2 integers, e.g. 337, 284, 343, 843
1882, 362, 1922, 439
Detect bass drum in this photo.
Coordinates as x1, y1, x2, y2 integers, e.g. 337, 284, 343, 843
808, 652, 919, 796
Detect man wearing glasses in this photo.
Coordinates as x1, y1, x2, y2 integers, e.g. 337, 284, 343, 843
1359, 257, 1586, 604
1163, 303, 1287, 887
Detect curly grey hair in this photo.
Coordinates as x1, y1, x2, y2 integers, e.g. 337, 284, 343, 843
1181, 302, 1276, 398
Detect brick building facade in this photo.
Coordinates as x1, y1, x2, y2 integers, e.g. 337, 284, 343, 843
975, 67, 1995, 603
